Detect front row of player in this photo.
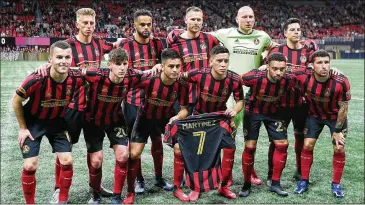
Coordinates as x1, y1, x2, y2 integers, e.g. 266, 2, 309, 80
13, 41, 350, 204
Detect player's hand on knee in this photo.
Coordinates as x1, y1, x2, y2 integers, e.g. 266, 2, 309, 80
18, 128, 34, 148
332, 132, 345, 149
35, 63, 51, 76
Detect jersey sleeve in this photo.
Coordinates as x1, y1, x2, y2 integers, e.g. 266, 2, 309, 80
182, 68, 201, 83
84, 68, 106, 83
209, 28, 229, 46
101, 39, 114, 53
339, 77, 351, 102
16, 74, 42, 99
233, 78, 244, 102
128, 69, 144, 87
241, 69, 258, 87
179, 83, 189, 107
263, 32, 275, 50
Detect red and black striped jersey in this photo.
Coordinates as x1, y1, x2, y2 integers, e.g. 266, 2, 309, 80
242, 69, 297, 115
65, 36, 114, 111
164, 112, 235, 192
167, 31, 219, 72
137, 73, 189, 119
182, 68, 243, 114
296, 73, 351, 120
118, 36, 164, 107
268, 43, 318, 108
16, 70, 84, 119
84, 68, 143, 126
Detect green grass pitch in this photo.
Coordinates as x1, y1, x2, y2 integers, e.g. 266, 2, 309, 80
1, 60, 364, 204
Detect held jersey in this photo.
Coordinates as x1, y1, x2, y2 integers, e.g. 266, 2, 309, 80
164, 112, 236, 192
211, 28, 274, 76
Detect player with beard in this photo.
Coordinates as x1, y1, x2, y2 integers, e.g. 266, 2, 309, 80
117, 9, 169, 194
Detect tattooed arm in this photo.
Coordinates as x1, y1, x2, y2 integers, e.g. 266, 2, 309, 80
332, 101, 349, 149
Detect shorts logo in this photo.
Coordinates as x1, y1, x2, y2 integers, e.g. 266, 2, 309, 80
65, 131, 71, 142
243, 129, 248, 137
303, 128, 308, 135
300, 56, 307, 63
253, 38, 260, 45
22, 145, 30, 154
200, 43, 206, 50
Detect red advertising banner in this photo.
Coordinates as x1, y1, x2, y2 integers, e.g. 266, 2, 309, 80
15, 37, 50, 46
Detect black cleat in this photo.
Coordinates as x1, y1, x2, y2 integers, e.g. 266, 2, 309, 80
269, 184, 288, 197
238, 182, 251, 197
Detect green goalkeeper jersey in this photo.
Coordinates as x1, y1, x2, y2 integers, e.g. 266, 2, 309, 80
211, 28, 274, 76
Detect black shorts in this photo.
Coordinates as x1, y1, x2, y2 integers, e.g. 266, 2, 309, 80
304, 116, 348, 141
21, 115, 72, 159
83, 120, 128, 153
64, 108, 84, 144
280, 104, 309, 134
243, 111, 288, 141
122, 102, 138, 137
131, 114, 169, 143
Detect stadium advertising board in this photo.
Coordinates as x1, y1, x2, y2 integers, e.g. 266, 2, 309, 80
15, 37, 50, 46
0, 37, 16, 46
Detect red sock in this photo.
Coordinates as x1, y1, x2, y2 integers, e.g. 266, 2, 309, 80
301, 147, 313, 180
272, 144, 288, 182
294, 133, 304, 172
221, 148, 235, 186
173, 152, 185, 188
55, 156, 61, 189
136, 158, 143, 181
332, 151, 346, 184
267, 141, 275, 178
151, 137, 163, 177
89, 166, 102, 193
127, 159, 139, 193
242, 146, 256, 183
59, 164, 73, 202
21, 168, 36, 204
113, 160, 128, 194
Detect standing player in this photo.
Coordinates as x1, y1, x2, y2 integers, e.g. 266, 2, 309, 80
123, 48, 189, 204
117, 9, 167, 194
13, 41, 84, 204
210, 6, 277, 184
265, 18, 318, 183
239, 53, 297, 197
294, 50, 350, 198
178, 45, 244, 201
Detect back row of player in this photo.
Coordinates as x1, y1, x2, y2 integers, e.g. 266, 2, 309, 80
14, 5, 350, 204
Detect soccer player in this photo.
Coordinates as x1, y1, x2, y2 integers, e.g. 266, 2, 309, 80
13, 41, 84, 204
80, 47, 151, 204
294, 50, 350, 198
239, 52, 297, 197
265, 18, 319, 184
210, 6, 277, 184
178, 45, 244, 201
117, 9, 167, 194
123, 48, 189, 204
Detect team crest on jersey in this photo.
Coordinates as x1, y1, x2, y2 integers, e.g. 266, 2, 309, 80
200, 43, 206, 50
102, 87, 108, 93
95, 48, 100, 56
122, 87, 128, 94
324, 88, 330, 97
171, 92, 178, 100
46, 92, 52, 98
278, 88, 284, 94
66, 87, 72, 96
253, 38, 260, 45
78, 53, 84, 58
22, 145, 30, 154
300, 56, 307, 63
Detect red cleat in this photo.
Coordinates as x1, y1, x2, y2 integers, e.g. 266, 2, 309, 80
188, 190, 200, 202
123, 192, 135, 204
250, 175, 262, 185
218, 185, 237, 199
173, 188, 190, 202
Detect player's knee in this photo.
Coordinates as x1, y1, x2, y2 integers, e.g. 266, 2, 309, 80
274, 140, 289, 145
90, 152, 103, 168
115, 149, 129, 162
173, 143, 181, 154
23, 160, 38, 172
129, 149, 141, 160
334, 146, 345, 153
58, 154, 73, 166
245, 140, 257, 148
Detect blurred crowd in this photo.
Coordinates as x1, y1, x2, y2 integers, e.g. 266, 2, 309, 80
1, 0, 364, 40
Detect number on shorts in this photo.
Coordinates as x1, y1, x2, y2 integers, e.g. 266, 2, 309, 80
193, 131, 206, 155
275, 121, 284, 132
114, 127, 127, 138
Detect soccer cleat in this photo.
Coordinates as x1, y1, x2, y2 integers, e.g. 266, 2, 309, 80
123, 192, 135, 204
88, 193, 102, 204
294, 180, 309, 194
188, 190, 200, 202
293, 169, 301, 181
331, 183, 344, 198
269, 184, 288, 197
135, 180, 145, 194
89, 183, 113, 197
266, 177, 272, 187
110, 194, 123, 204
49, 188, 60, 204
218, 185, 237, 199
173, 188, 190, 202
238, 183, 251, 197
250, 175, 263, 185
154, 177, 174, 191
